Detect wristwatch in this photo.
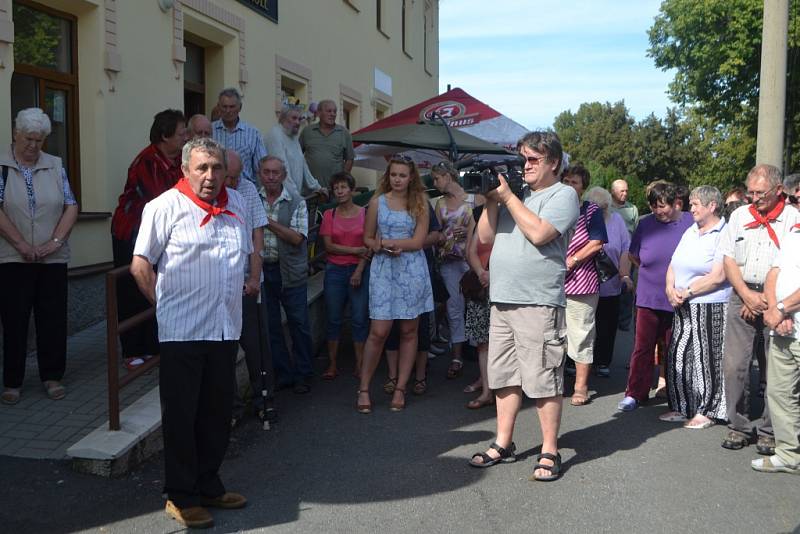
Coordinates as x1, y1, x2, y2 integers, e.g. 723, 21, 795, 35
777, 301, 787, 316
686, 286, 694, 297
52, 237, 63, 246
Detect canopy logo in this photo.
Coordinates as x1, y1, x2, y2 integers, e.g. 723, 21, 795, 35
421, 101, 465, 120
420, 101, 478, 126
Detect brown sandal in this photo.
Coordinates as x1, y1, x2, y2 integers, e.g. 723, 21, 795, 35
446, 359, 463, 379
390, 388, 406, 411
570, 389, 590, 406
383, 377, 397, 394
356, 390, 371, 414
412, 378, 427, 396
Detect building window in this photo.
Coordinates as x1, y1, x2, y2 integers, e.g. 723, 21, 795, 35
183, 40, 206, 119
280, 76, 307, 108
11, 0, 80, 203
343, 100, 359, 131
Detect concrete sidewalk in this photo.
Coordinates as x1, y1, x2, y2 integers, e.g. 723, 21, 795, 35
0, 321, 158, 460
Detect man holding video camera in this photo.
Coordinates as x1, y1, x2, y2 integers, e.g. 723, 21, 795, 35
468, 131, 578, 482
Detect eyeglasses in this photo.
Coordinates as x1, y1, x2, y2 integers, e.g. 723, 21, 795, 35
746, 184, 779, 199
520, 155, 546, 166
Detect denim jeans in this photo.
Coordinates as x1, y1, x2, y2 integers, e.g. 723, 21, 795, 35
324, 263, 370, 342
261, 263, 313, 386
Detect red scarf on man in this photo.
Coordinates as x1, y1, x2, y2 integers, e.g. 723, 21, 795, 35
174, 177, 241, 227
744, 194, 786, 248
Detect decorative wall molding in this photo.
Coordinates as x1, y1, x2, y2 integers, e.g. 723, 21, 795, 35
0, 0, 13, 69
103, 0, 121, 90
178, 0, 247, 92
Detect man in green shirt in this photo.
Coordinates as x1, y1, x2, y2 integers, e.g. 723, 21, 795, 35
299, 100, 355, 190
609, 179, 639, 234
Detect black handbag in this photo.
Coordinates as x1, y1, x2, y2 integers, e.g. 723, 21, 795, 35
431, 267, 450, 303
594, 250, 618, 284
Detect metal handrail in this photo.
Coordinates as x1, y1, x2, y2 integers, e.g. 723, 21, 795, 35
106, 265, 157, 431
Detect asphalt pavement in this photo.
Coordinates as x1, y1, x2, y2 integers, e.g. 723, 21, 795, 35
1, 329, 798, 534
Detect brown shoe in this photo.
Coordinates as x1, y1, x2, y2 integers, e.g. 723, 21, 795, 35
165, 500, 213, 529
199, 492, 247, 509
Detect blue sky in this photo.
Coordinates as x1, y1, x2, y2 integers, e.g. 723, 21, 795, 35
438, 0, 676, 130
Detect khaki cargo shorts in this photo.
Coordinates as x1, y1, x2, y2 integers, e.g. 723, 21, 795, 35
487, 303, 566, 398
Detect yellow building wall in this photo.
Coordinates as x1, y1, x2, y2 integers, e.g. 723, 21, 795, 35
3, 0, 439, 268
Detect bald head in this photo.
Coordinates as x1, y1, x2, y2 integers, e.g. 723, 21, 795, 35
225, 150, 243, 188
610, 179, 629, 205
188, 114, 212, 139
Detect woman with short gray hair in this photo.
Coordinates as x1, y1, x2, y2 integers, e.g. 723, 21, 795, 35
584, 186, 632, 377
660, 185, 730, 428
0, 107, 79, 404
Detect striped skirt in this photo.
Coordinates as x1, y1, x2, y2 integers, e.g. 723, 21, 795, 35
666, 302, 727, 420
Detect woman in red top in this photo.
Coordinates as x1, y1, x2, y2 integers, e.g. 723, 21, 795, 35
320, 172, 370, 379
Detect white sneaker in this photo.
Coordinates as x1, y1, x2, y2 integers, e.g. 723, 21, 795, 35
617, 396, 639, 412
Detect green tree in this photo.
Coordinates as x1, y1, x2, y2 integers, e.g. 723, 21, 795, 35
648, 0, 800, 171
554, 101, 636, 176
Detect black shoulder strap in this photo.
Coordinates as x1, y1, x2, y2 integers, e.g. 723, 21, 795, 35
1, 165, 7, 187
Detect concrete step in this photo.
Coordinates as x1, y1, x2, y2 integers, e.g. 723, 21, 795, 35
66, 271, 326, 477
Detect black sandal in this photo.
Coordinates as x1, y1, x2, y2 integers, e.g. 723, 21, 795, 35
529, 452, 562, 482
468, 442, 516, 468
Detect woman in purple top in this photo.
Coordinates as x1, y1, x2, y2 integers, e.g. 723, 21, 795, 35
618, 182, 694, 412
660, 186, 730, 429
584, 187, 632, 377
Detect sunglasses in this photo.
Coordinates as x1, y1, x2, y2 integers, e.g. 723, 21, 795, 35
390, 154, 415, 164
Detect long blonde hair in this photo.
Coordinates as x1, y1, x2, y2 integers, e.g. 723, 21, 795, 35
374, 156, 428, 219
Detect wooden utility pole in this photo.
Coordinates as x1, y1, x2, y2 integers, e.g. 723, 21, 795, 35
756, 0, 789, 169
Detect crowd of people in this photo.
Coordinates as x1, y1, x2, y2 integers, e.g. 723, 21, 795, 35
2, 91, 800, 527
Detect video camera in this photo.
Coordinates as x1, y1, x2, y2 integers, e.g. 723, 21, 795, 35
457, 156, 526, 198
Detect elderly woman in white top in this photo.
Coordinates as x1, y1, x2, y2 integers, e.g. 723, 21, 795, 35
660, 186, 731, 429
0, 108, 79, 405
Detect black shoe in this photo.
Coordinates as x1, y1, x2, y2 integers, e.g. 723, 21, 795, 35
293, 381, 311, 394
756, 435, 776, 455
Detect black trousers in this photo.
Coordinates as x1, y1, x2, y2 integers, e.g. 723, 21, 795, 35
160, 340, 237, 508
594, 295, 621, 367
0, 262, 67, 388
112, 236, 159, 358
232, 294, 275, 418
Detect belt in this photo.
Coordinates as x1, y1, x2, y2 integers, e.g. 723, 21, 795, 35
745, 282, 764, 292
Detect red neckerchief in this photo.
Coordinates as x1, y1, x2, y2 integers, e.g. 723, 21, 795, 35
744, 195, 786, 248
174, 177, 241, 227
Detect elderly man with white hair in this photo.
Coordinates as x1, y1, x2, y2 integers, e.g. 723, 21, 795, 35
718, 164, 800, 454
212, 87, 268, 185
265, 105, 327, 199
187, 114, 213, 140
0, 107, 78, 405
131, 137, 250, 528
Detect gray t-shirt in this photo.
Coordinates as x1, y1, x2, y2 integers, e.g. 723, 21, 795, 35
489, 182, 579, 307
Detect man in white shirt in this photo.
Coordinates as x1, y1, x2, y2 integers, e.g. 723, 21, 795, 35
131, 137, 250, 529
265, 105, 327, 200
756, 225, 800, 474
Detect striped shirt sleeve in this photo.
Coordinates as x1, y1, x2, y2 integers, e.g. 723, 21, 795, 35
133, 198, 169, 265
